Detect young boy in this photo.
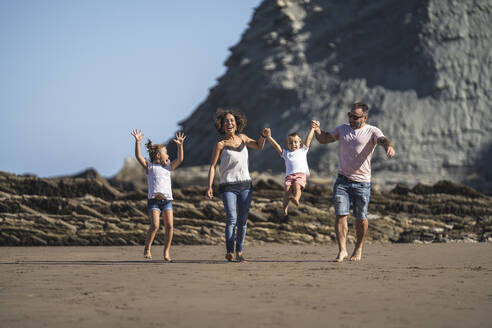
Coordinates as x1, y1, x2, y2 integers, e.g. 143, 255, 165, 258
263, 121, 317, 216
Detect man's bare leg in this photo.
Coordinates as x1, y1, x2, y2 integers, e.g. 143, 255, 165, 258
350, 219, 368, 261
335, 215, 348, 262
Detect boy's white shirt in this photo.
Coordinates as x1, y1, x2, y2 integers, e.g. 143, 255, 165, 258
281, 145, 310, 177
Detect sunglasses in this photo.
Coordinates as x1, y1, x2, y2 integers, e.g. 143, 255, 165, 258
348, 112, 365, 120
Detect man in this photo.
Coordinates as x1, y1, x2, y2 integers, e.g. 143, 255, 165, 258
313, 102, 395, 262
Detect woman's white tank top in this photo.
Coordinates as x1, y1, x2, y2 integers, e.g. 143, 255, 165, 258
219, 140, 251, 185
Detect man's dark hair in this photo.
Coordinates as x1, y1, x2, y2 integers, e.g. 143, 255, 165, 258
351, 102, 369, 114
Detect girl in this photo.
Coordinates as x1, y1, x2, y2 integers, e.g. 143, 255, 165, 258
131, 129, 186, 261
263, 121, 316, 216
206, 109, 265, 262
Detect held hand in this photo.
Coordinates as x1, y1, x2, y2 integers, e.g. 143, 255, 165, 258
311, 120, 320, 130
131, 129, 144, 142
386, 146, 395, 158
262, 127, 271, 138
206, 187, 213, 199
173, 131, 187, 145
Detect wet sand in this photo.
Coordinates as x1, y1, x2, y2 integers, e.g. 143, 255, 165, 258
1, 243, 491, 328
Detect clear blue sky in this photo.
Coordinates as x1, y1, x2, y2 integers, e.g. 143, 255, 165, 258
0, 0, 261, 177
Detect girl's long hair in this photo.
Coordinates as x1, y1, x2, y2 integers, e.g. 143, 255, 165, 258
146, 139, 165, 163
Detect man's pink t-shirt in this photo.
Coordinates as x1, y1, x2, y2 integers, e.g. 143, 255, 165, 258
329, 124, 384, 182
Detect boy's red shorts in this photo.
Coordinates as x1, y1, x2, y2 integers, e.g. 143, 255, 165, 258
284, 172, 307, 189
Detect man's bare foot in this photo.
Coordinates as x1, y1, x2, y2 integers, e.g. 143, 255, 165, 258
144, 248, 152, 259
225, 253, 234, 262
335, 250, 348, 262
236, 252, 247, 263
350, 248, 362, 261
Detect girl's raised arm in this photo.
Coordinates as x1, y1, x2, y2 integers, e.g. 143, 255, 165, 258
171, 132, 186, 170
206, 141, 224, 199
131, 129, 148, 171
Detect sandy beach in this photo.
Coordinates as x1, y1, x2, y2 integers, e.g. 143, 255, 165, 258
0, 244, 491, 328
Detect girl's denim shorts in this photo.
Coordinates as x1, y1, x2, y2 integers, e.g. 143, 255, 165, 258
147, 198, 173, 213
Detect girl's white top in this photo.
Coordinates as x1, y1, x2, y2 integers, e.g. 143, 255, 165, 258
281, 145, 310, 177
147, 160, 173, 200
219, 141, 251, 185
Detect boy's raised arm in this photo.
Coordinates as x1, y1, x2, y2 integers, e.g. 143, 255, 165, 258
304, 123, 316, 148
263, 128, 283, 155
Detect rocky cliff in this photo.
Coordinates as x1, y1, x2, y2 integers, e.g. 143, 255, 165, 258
1, 170, 491, 246
174, 0, 492, 193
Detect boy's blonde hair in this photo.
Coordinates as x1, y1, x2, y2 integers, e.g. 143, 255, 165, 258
288, 132, 301, 139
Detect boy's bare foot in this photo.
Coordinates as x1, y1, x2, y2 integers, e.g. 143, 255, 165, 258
236, 252, 247, 263
289, 195, 300, 206
282, 208, 288, 216
335, 250, 348, 262
144, 248, 152, 259
350, 248, 362, 261
225, 253, 234, 262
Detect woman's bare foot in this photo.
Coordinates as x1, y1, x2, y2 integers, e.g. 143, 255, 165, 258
350, 248, 362, 261
163, 251, 172, 262
335, 250, 348, 262
225, 253, 234, 262
235, 252, 247, 263
144, 248, 152, 259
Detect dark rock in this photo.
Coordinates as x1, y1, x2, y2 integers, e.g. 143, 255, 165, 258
0, 170, 491, 246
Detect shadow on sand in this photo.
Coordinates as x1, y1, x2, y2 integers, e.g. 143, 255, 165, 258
0, 259, 339, 265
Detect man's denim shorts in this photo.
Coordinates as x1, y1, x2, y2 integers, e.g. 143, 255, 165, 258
147, 198, 173, 213
333, 174, 371, 220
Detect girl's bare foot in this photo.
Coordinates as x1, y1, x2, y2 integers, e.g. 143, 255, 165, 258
235, 252, 247, 263
335, 250, 348, 262
225, 253, 234, 262
144, 248, 152, 259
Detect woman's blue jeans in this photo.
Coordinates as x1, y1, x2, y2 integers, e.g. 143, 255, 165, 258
220, 189, 253, 253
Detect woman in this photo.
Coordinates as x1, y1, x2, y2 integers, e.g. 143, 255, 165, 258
206, 109, 266, 262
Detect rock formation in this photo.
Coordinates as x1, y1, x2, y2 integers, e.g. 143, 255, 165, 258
1, 170, 491, 246
173, 0, 492, 194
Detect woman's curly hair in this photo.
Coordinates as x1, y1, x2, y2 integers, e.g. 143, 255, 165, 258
214, 109, 247, 135
145, 139, 166, 163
